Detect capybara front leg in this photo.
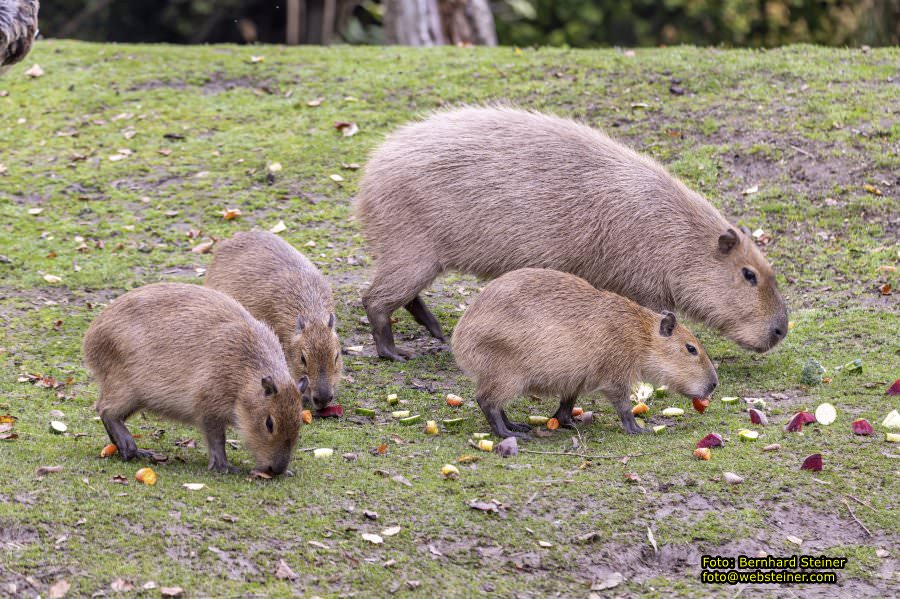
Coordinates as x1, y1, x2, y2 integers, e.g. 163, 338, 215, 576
477, 395, 529, 439
204, 420, 239, 474
404, 295, 445, 340
553, 394, 578, 429
611, 394, 648, 434
101, 414, 140, 461
501, 410, 532, 433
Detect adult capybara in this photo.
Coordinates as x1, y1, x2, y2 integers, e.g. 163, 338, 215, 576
205, 231, 342, 410
452, 269, 719, 438
356, 106, 788, 360
0, 0, 39, 76
83, 283, 305, 475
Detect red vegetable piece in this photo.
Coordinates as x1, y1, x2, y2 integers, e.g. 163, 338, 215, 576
749, 408, 768, 426
798, 412, 816, 424
696, 433, 724, 449
316, 404, 343, 419
800, 453, 823, 471
851, 419, 873, 436
784, 413, 805, 432
692, 397, 710, 414
887, 380, 900, 396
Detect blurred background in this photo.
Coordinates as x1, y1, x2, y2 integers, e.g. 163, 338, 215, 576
36, 0, 899, 47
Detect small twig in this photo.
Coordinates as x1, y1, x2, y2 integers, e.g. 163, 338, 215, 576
521, 447, 674, 460
789, 145, 815, 159
847, 495, 874, 511
525, 491, 538, 506
842, 498, 872, 537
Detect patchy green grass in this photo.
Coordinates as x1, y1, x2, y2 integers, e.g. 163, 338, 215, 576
0, 42, 897, 597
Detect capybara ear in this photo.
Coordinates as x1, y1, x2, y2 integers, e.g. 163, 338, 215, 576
296, 315, 306, 331
718, 228, 740, 254
262, 376, 278, 397
659, 311, 677, 337
296, 375, 309, 393
327, 313, 336, 329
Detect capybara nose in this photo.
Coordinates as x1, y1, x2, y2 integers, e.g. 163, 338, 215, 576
705, 380, 718, 397
770, 322, 787, 346
314, 391, 333, 409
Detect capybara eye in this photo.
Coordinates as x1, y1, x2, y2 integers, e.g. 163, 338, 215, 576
265, 415, 274, 434
742, 268, 757, 286
300, 354, 307, 367
686, 343, 698, 355
334, 351, 340, 364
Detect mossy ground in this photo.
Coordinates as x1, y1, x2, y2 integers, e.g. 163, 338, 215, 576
0, 42, 897, 597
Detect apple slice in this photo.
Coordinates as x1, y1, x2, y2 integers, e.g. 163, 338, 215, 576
696, 433, 724, 449
313, 448, 334, 459
737, 429, 759, 441
886, 433, 900, 443
882, 410, 900, 429
815, 403, 836, 425
748, 408, 768, 426
662, 407, 684, 417
800, 453, 823, 471
721, 396, 739, 405
692, 398, 710, 414
851, 419, 873, 436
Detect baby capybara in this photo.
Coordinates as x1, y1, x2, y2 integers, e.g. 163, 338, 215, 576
205, 231, 342, 410
452, 269, 719, 438
356, 106, 788, 360
83, 283, 305, 475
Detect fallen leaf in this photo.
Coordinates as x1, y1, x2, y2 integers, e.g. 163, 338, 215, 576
786, 535, 803, 546
43, 274, 62, 284
274, 559, 298, 580
742, 185, 759, 195
250, 470, 272, 480
863, 184, 882, 196
222, 208, 242, 220
762, 443, 781, 452
35, 465, 63, 478
623, 472, 640, 483
467, 500, 499, 513
110, 578, 134, 592
182, 483, 206, 491
382, 526, 401, 537
249, 55, 265, 63
25, 64, 44, 78
722, 472, 744, 485
334, 121, 359, 137
592, 572, 624, 591
392, 474, 412, 487
111, 475, 128, 485
160, 587, 184, 597
47, 579, 70, 598
647, 527, 658, 553
191, 240, 215, 254
269, 220, 287, 234
362, 533, 383, 544
308, 540, 329, 549
307, 97, 324, 107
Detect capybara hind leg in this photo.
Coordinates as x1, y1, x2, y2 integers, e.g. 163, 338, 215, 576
404, 295, 445, 340
363, 260, 441, 361
477, 395, 529, 439
553, 394, 578, 429
611, 395, 648, 434
204, 421, 239, 474
501, 410, 532, 433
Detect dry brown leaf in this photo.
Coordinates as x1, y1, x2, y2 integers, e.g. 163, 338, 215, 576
110, 578, 134, 592
191, 240, 215, 254
274, 559, 298, 580
334, 121, 359, 137
48, 580, 70, 599
25, 64, 44, 78
222, 208, 242, 220
35, 465, 63, 478
160, 587, 184, 597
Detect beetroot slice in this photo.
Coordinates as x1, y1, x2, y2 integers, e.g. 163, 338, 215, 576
798, 411, 816, 424
851, 419, 873, 436
749, 408, 768, 426
800, 453, 823, 471
887, 380, 900, 396
696, 433, 724, 449
784, 413, 806, 432
315, 405, 344, 419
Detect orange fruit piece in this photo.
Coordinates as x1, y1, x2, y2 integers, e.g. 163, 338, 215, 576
571, 407, 584, 417
693, 447, 711, 461
135, 467, 158, 485
100, 443, 118, 458
301, 410, 313, 424
632, 402, 649, 416
446, 395, 464, 407
546, 418, 560, 431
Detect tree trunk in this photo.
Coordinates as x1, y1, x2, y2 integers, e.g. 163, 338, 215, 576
384, 0, 496, 46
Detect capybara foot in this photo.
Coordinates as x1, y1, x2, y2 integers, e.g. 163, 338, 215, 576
209, 462, 241, 474
506, 421, 532, 433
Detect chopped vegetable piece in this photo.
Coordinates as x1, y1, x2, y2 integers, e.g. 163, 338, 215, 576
546, 418, 560, 430
399, 415, 422, 426
886, 380, 900, 396
661, 407, 684, 417
692, 398, 709, 414
386, 393, 398, 404
800, 453, 822, 471
443, 418, 466, 427
472, 432, 490, 439
737, 429, 758, 441
815, 403, 836, 425
49, 421, 67, 434
313, 448, 333, 458
654, 386, 669, 399
424, 420, 439, 435
696, 433, 723, 449
301, 410, 313, 424
749, 408, 768, 426
652, 425, 666, 434
571, 407, 584, 417
354, 407, 376, 417
391, 410, 410, 418
762, 443, 781, 452
440, 464, 460, 479
316, 404, 343, 418
476, 439, 493, 452
800, 359, 826, 386
632, 402, 649, 416
882, 410, 900, 429
446, 394, 464, 407
722, 472, 744, 485
135, 467, 157, 485
693, 447, 711, 460
886, 433, 900, 443
527, 415, 549, 425
100, 444, 118, 458
851, 419, 873, 436
721, 396, 739, 404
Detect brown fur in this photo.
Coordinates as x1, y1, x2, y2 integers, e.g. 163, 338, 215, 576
204, 231, 342, 409
82, 283, 304, 474
356, 106, 788, 359
0, 0, 38, 75
451, 269, 719, 438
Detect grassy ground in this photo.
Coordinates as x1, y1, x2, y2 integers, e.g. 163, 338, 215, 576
0, 42, 897, 598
